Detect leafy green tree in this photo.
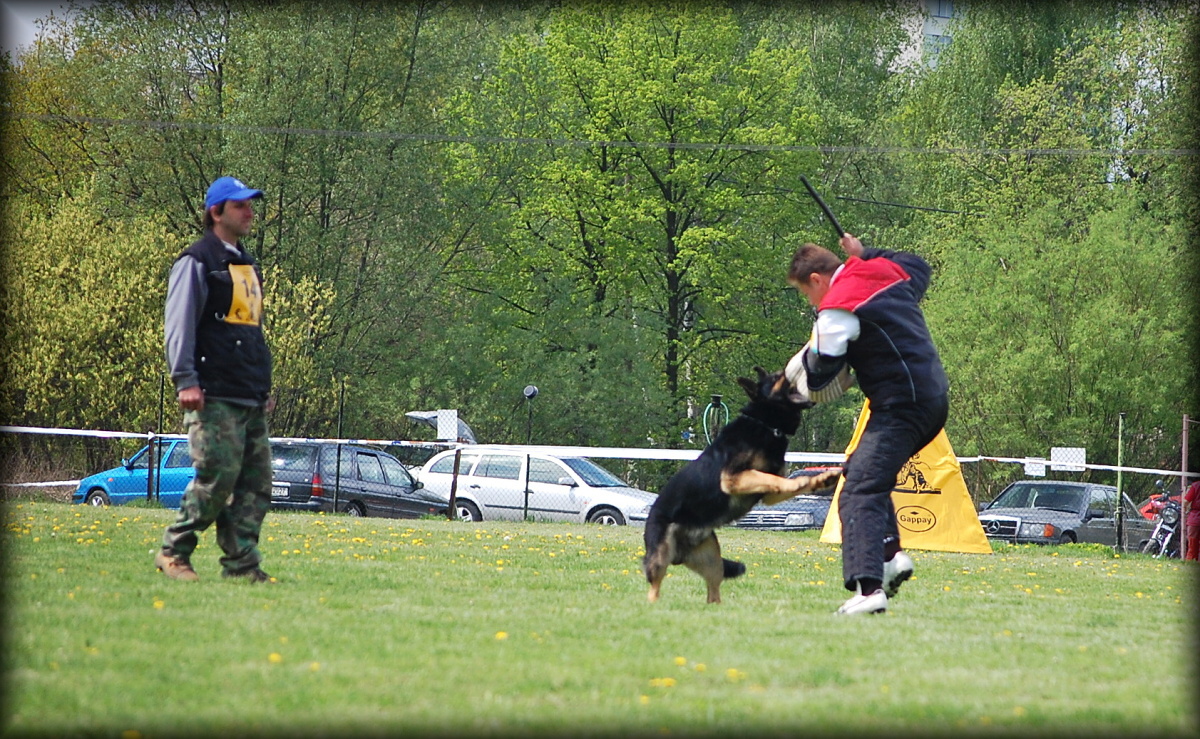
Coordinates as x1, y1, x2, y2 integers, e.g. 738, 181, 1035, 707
874, 1, 1195, 495
0, 188, 183, 466
1, 1, 1193, 487
442, 1, 825, 445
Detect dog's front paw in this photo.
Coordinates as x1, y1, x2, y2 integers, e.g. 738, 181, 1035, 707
796, 468, 841, 492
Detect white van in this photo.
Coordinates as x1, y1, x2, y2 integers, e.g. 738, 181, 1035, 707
417, 447, 655, 525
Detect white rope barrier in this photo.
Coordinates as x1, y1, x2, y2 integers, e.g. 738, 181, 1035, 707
0, 425, 1190, 480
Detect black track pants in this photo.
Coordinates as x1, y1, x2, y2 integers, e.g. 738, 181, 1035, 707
838, 395, 949, 591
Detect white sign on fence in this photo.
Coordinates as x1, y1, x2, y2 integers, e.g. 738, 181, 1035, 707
436, 409, 459, 441
1050, 446, 1087, 472
1024, 457, 1047, 477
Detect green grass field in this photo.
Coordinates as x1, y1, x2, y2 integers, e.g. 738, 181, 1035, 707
2, 499, 1194, 738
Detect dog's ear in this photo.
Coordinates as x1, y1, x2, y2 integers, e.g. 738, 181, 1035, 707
774, 372, 816, 408
753, 366, 769, 384
736, 376, 758, 399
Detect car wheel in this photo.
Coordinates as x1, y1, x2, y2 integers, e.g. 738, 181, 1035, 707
1057, 532, 1075, 544
85, 489, 111, 506
455, 500, 482, 522
586, 506, 625, 526
343, 502, 365, 517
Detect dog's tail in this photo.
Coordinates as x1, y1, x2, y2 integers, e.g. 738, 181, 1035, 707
722, 558, 746, 579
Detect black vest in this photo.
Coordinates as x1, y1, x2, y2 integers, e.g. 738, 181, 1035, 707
179, 232, 272, 401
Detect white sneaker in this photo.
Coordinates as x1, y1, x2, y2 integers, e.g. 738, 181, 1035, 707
883, 551, 914, 598
836, 582, 887, 615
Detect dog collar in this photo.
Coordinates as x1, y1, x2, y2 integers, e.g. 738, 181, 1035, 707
740, 413, 786, 438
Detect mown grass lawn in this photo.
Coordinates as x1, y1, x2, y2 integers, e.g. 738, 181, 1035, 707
2, 499, 1194, 738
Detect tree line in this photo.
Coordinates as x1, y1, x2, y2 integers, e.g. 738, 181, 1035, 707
2, 1, 1196, 497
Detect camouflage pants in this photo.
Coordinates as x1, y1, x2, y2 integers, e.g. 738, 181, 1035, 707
161, 400, 272, 574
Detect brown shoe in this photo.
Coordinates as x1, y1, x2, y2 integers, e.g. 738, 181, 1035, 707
155, 550, 199, 581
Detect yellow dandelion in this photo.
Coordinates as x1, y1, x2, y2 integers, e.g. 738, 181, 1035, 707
673, 656, 687, 666
639, 695, 651, 705
648, 677, 677, 688
309, 662, 321, 672
725, 669, 746, 683
1014, 706, 1027, 717
495, 631, 509, 641
268, 653, 283, 664
153, 599, 165, 610
693, 663, 706, 673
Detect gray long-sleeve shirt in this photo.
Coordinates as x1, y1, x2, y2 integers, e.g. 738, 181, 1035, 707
164, 240, 261, 406
164, 255, 208, 393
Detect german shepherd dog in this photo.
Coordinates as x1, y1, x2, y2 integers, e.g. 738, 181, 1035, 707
643, 367, 841, 604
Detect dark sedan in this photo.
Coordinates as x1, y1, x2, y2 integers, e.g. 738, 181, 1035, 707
734, 467, 838, 531
977, 480, 1156, 550
270, 442, 449, 519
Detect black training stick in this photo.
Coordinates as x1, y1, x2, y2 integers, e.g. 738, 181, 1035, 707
799, 175, 845, 238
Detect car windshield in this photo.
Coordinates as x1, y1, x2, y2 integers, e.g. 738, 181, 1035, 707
992, 483, 1086, 512
560, 457, 628, 487
272, 445, 315, 471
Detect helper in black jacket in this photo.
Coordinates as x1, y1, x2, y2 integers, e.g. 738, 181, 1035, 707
785, 232, 949, 615
156, 176, 276, 584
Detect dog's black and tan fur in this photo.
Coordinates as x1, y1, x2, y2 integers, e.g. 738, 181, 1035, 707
643, 367, 841, 603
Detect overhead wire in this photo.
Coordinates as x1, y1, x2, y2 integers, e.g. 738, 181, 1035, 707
3, 113, 1196, 158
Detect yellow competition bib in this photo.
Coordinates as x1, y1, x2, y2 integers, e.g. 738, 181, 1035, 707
225, 264, 263, 326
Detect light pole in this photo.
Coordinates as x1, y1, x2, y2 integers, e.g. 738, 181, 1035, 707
1116, 411, 1125, 551
523, 385, 538, 444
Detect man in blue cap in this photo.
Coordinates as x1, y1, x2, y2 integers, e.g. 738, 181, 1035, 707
156, 176, 276, 583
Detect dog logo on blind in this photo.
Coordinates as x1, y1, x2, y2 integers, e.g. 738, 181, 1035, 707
894, 459, 940, 495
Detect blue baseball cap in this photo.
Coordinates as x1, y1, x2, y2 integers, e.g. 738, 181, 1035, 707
205, 176, 264, 209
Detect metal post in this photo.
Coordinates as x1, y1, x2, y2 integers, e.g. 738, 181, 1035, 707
337, 378, 346, 439
154, 437, 163, 501
1182, 415, 1190, 559
447, 448, 461, 521
1116, 412, 1125, 551
333, 443, 342, 512
157, 374, 166, 501
146, 433, 156, 502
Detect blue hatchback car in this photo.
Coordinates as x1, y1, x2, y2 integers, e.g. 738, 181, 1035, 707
72, 439, 195, 508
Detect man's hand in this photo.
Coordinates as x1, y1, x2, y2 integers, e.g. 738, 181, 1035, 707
178, 385, 204, 412
265, 395, 276, 413
840, 232, 864, 258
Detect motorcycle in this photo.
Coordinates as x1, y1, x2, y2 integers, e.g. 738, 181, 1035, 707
1139, 481, 1182, 558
